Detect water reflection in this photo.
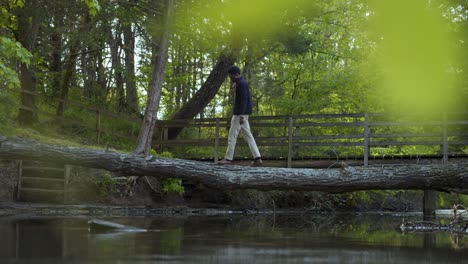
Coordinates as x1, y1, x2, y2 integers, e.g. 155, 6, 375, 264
0, 214, 467, 263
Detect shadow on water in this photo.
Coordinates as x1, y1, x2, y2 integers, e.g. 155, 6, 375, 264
0, 213, 467, 263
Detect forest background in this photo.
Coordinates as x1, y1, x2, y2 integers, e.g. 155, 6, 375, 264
0, 0, 467, 208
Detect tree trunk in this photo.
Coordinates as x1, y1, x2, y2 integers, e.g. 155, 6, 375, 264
123, 19, 139, 116
1, 135, 468, 194
133, 0, 173, 155
167, 49, 238, 140
56, 38, 80, 116
96, 46, 107, 105
81, 14, 100, 101
15, 0, 42, 125
106, 23, 125, 113
49, 4, 64, 99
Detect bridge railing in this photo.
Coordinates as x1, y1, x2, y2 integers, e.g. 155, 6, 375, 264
155, 113, 468, 167
6, 88, 468, 165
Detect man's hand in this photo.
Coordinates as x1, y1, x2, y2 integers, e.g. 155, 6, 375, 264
239, 115, 244, 125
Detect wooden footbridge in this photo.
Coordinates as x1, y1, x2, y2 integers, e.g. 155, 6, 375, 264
155, 112, 468, 166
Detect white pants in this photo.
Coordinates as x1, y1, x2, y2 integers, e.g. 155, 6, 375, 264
224, 115, 261, 160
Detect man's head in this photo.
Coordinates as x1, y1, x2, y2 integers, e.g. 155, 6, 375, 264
228, 66, 241, 82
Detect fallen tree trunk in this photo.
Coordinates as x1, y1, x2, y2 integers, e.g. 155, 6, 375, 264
1, 135, 468, 194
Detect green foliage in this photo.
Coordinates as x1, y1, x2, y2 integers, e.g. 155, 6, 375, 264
153, 151, 184, 195
437, 193, 468, 208
0, 37, 31, 64
341, 191, 378, 210
11, 0, 24, 8
83, 0, 101, 16
0, 92, 17, 126
0, 1, 22, 29
148, 149, 183, 195
94, 172, 119, 199
0, 37, 31, 87
149, 149, 173, 158
160, 178, 184, 195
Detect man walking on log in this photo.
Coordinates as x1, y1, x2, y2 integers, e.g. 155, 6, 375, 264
218, 66, 263, 167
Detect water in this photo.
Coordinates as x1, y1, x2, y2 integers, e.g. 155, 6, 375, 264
0, 213, 466, 263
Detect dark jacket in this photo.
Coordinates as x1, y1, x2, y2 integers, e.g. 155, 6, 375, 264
233, 77, 253, 115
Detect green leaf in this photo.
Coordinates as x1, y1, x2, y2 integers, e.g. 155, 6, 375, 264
83, 0, 101, 16
0, 61, 20, 87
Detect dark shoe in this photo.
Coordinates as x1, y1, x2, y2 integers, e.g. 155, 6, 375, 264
217, 159, 232, 165
249, 159, 263, 167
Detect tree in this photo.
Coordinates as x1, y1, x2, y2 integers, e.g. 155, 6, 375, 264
133, 0, 174, 155
13, 0, 45, 124
122, 3, 140, 116
0, 2, 31, 87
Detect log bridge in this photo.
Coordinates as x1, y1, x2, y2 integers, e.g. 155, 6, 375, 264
1, 135, 468, 193
1, 112, 468, 215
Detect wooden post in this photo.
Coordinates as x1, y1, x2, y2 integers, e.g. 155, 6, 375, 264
155, 122, 163, 153
214, 118, 220, 163
287, 116, 293, 168
423, 113, 448, 218
423, 189, 436, 218
96, 110, 101, 145
15, 222, 19, 259
363, 113, 370, 166
294, 126, 300, 158
162, 126, 168, 153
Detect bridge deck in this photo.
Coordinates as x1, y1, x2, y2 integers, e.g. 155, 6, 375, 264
194, 154, 468, 169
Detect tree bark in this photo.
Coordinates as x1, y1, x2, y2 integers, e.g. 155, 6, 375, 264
15, 0, 43, 124
49, 3, 64, 99
106, 22, 125, 113
1, 135, 468, 194
133, 0, 173, 155
123, 18, 139, 116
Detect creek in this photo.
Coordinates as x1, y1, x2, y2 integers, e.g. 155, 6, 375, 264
0, 213, 466, 263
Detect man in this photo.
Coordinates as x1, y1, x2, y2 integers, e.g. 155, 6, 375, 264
218, 66, 263, 167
